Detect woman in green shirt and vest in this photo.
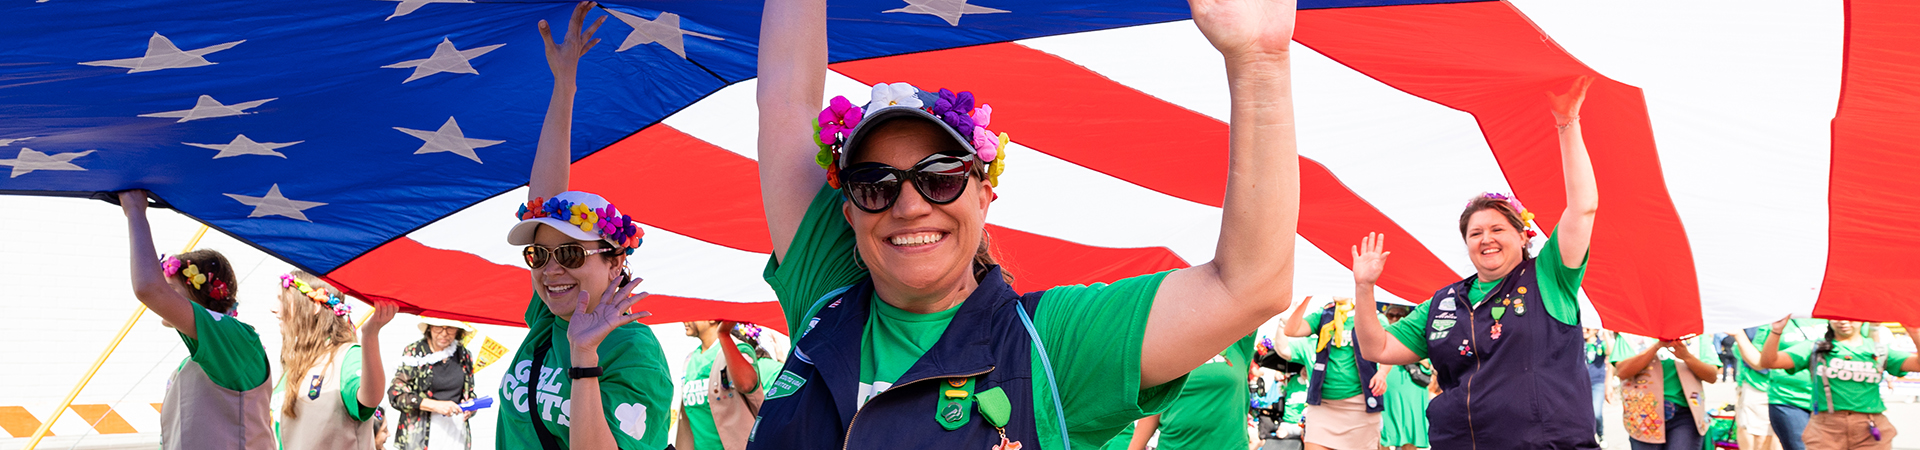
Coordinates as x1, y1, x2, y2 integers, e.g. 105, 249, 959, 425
1760, 319, 1920, 450
271, 272, 397, 450
1611, 335, 1720, 450
495, 4, 676, 448
120, 190, 275, 450
1282, 297, 1385, 450
749, 0, 1305, 447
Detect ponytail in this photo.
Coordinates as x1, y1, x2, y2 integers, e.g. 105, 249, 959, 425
1815, 326, 1836, 357
972, 231, 1013, 286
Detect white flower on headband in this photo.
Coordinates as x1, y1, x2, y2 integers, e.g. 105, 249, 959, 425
865, 82, 922, 116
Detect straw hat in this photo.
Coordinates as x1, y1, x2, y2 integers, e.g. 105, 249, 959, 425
416, 316, 477, 345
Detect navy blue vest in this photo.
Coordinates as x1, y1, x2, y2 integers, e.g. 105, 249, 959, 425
1303, 304, 1383, 413
1423, 259, 1598, 449
746, 266, 1058, 450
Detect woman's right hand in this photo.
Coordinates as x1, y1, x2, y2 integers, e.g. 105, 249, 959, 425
539, 1, 606, 86
1351, 232, 1390, 287
1770, 315, 1790, 333
118, 189, 150, 215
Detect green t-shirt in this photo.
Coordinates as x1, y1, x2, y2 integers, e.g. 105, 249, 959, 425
1100, 334, 1256, 450
1609, 335, 1720, 406
1766, 319, 1826, 408
763, 186, 1187, 449
1282, 340, 1312, 424
497, 294, 673, 449
1385, 231, 1587, 358
857, 296, 962, 407
1784, 339, 1911, 414
178, 304, 270, 391
1301, 308, 1379, 401
682, 341, 759, 450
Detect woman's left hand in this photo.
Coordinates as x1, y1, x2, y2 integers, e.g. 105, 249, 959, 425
1548, 76, 1593, 127
567, 277, 651, 355
363, 300, 398, 331
1189, 0, 1296, 63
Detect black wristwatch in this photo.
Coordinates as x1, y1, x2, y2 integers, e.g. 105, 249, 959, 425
569, 366, 603, 379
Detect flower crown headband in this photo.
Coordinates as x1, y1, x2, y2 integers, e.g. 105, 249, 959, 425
515, 197, 644, 254
280, 274, 351, 317
1476, 192, 1539, 239
814, 83, 1010, 189
162, 255, 233, 306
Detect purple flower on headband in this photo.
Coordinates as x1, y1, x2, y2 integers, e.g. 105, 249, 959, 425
933, 89, 977, 138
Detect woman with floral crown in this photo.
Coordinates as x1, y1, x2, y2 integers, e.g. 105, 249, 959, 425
271, 271, 397, 450
119, 190, 275, 450
747, 0, 1304, 447
1346, 75, 1603, 449
494, 3, 674, 449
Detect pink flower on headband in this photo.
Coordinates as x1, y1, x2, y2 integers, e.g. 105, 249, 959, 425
972, 127, 999, 163
162, 256, 183, 277
817, 96, 862, 147
972, 104, 993, 128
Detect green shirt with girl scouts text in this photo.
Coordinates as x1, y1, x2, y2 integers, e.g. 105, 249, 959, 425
1784, 339, 1911, 414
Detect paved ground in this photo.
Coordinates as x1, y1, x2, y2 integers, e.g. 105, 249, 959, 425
1597, 380, 1920, 450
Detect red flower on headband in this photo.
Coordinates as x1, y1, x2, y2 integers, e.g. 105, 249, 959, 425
209, 279, 232, 300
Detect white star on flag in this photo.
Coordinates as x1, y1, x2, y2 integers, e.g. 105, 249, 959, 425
185, 135, 303, 159
380, 0, 473, 20
394, 117, 503, 163
0, 148, 96, 178
139, 95, 275, 122
80, 33, 245, 74
224, 184, 327, 221
607, 10, 724, 59
883, 0, 1008, 26
382, 38, 504, 83
0, 137, 34, 147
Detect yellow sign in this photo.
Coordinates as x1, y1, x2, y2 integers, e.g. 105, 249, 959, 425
475, 336, 512, 372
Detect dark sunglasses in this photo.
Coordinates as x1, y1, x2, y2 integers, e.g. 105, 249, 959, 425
523, 243, 616, 269
840, 151, 978, 213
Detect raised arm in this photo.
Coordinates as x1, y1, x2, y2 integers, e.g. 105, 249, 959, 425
1612, 341, 1659, 378
1282, 297, 1314, 338
1549, 76, 1598, 267
1730, 330, 1767, 371
531, 1, 607, 201
120, 190, 201, 339
358, 301, 398, 409
1666, 340, 1720, 383
1140, 0, 1300, 388
756, 0, 830, 261
1903, 322, 1920, 372
1759, 317, 1794, 370
1351, 233, 1421, 365
717, 321, 761, 392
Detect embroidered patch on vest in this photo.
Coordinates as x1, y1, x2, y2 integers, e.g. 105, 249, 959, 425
1438, 298, 1457, 311
765, 371, 807, 400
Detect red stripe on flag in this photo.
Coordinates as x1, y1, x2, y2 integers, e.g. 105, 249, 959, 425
989, 224, 1190, 293
1295, 2, 1700, 337
1816, 0, 1920, 324
828, 44, 1463, 304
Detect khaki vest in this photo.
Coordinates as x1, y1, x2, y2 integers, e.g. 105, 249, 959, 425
279, 345, 375, 450
1622, 358, 1707, 443
675, 346, 764, 450
160, 359, 276, 450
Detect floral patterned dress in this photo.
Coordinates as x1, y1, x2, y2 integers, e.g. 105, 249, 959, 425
387, 339, 474, 450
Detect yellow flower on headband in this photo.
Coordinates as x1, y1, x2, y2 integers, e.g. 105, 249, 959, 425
985, 132, 1010, 187
182, 265, 207, 289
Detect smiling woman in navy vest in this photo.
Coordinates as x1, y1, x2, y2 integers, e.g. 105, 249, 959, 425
749, 0, 1306, 448
1344, 76, 1602, 450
